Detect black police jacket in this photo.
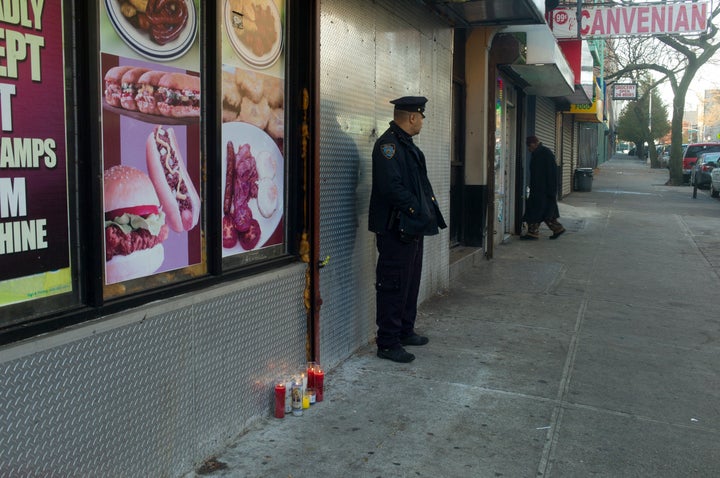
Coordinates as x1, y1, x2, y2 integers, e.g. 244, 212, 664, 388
368, 121, 446, 236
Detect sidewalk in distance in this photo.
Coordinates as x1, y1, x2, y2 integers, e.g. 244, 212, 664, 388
185, 158, 720, 477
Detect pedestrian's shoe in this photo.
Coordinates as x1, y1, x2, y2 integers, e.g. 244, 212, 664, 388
520, 234, 539, 240
399, 334, 429, 346
377, 347, 415, 363
549, 228, 566, 240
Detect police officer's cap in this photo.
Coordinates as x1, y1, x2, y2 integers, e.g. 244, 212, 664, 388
390, 96, 427, 114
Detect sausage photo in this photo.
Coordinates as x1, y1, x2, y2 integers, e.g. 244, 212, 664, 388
146, 125, 201, 232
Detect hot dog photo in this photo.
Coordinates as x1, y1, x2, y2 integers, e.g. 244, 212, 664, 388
146, 125, 200, 232
101, 55, 202, 285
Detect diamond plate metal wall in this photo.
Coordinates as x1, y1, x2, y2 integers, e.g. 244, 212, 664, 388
319, 0, 452, 368
0, 266, 306, 477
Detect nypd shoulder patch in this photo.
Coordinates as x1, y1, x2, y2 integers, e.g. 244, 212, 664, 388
381, 143, 396, 159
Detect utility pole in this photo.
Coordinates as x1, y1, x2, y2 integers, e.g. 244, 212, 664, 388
576, 0, 582, 39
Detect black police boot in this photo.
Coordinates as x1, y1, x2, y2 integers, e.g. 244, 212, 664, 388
377, 347, 415, 363
399, 334, 429, 346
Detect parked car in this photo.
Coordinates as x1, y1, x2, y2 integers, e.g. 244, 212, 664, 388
709, 154, 720, 197
690, 151, 720, 189
658, 144, 671, 168
683, 143, 720, 182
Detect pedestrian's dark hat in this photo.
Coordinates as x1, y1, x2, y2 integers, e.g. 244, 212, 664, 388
526, 135, 540, 145
390, 96, 428, 114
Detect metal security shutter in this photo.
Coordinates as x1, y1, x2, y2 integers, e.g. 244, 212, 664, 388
535, 97, 556, 151
560, 115, 574, 197
578, 123, 599, 168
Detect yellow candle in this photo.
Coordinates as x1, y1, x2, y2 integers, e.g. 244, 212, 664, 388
302, 393, 310, 409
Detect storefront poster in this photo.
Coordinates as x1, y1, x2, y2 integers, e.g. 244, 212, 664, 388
100, 0, 202, 285
221, 0, 285, 258
0, 1, 72, 305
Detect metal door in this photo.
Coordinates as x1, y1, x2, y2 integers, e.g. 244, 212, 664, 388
493, 76, 517, 244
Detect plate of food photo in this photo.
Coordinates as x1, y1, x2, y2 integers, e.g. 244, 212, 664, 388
221, 121, 284, 256
224, 0, 283, 69
105, 0, 198, 61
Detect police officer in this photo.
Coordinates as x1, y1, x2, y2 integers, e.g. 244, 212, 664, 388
368, 96, 447, 363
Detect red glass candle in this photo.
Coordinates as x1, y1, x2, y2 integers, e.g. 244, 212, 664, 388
315, 369, 324, 402
307, 364, 316, 389
274, 383, 286, 418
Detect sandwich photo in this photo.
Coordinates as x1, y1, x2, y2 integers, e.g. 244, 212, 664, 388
104, 66, 201, 119
104, 65, 135, 108
120, 67, 150, 111
134, 69, 167, 115
156, 72, 200, 118
104, 164, 169, 284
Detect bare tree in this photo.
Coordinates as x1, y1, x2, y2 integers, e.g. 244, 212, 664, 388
606, 3, 720, 184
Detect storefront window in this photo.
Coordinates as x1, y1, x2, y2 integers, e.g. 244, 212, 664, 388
0, 1, 78, 326
1, 0, 295, 337
99, 1, 205, 299
220, 0, 286, 268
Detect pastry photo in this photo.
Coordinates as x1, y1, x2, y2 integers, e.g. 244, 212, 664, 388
224, 0, 282, 69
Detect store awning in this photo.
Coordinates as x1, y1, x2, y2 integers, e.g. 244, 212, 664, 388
558, 39, 594, 105
499, 24, 574, 97
564, 82, 604, 123
423, 0, 548, 27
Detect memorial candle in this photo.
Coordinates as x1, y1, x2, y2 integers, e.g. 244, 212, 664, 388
315, 368, 324, 402
302, 391, 310, 409
284, 379, 293, 413
291, 379, 303, 416
307, 363, 316, 389
274, 383, 286, 418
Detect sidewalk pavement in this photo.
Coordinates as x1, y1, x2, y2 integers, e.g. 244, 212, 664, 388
187, 157, 720, 478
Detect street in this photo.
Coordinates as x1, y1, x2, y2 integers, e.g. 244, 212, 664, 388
189, 156, 720, 478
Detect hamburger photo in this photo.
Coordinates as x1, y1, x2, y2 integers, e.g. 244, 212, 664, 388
104, 165, 169, 284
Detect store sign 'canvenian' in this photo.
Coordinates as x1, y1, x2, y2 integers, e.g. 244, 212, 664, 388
550, 1, 709, 38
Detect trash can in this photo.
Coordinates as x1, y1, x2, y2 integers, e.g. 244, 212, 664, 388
574, 168, 593, 192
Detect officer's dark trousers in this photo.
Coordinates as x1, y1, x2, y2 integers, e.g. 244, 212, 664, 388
375, 232, 423, 349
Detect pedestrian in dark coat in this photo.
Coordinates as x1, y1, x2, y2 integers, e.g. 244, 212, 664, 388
368, 96, 447, 363
521, 136, 565, 240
